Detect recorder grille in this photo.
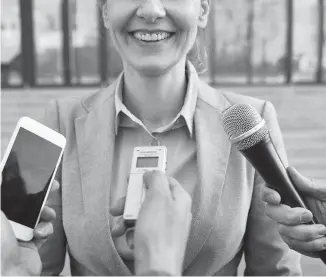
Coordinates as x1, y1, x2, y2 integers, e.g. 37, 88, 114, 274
222, 104, 269, 151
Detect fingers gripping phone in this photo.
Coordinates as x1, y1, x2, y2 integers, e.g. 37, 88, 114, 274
0, 117, 66, 241
123, 146, 167, 226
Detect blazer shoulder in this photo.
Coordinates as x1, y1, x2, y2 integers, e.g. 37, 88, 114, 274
57, 83, 115, 114
220, 90, 267, 115
197, 80, 268, 115
43, 82, 116, 135
51, 81, 116, 120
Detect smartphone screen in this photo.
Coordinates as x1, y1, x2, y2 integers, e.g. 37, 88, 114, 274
1, 127, 62, 228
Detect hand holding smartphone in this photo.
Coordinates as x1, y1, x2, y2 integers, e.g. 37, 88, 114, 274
0, 117, 66, 241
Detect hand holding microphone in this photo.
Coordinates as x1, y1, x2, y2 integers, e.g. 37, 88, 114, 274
263, 167, 326, 258
222, 103, 326, 263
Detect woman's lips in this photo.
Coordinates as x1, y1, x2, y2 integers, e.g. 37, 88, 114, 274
129, 30, 176, 43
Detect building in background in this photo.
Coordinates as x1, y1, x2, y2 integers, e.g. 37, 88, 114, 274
1, 0, 21, 86
1, 0, 325, 88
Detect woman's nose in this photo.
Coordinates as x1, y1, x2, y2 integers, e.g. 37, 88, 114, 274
137, 0, 166, 23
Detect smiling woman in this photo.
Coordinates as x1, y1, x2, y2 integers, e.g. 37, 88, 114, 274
38, 0, 302, 276
100, 0, 208, 77
98, 0, 207, 74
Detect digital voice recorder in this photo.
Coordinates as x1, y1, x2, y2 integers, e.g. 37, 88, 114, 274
123, 146, 167, 225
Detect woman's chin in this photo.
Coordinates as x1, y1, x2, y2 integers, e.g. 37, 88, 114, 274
129, 59, 178, 76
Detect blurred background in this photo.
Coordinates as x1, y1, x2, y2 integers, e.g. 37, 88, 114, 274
1, 0, 326, 275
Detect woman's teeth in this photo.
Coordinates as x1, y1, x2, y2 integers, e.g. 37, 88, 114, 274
133, 32, 172, 42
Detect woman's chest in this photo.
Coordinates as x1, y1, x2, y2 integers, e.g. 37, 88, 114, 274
109, 127, 198, 207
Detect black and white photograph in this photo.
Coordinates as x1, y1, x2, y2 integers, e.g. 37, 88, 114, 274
1, 0, 326, 276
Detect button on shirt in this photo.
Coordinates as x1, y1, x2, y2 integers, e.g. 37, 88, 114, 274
110, 62, 199, 270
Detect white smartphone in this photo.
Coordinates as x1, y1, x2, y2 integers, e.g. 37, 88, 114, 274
0, 117, 66, 241
123, 146, 167, 225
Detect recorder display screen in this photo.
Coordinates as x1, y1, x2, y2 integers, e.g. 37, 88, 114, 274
136, 157, 159, 168
1, 128, 62, 228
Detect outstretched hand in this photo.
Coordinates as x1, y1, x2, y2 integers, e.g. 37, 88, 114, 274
262, 167, 326, 257
1, 175, 59, 275
110, 171, 192, 276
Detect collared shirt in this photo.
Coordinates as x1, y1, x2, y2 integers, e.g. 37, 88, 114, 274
114, 66, 197, 138
110, 61, 199, 272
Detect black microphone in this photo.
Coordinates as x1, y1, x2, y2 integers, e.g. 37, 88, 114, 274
222, 103, 326, 263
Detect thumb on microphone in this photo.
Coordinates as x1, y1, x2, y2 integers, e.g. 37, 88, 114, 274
287, 167, 326, 201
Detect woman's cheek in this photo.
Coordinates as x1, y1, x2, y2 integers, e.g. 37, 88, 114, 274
168, 7, 200, 35
106, 15, 128, 49
106, 2, 135, 30
107, 13, 128, 33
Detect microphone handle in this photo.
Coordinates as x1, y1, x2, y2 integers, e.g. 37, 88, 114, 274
241, 137, 326, 264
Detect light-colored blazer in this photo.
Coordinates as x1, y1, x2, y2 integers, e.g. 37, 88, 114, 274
39, 78, 302, 276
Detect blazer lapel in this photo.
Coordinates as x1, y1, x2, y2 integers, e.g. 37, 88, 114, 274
73, 77, 233, 274
75, 84, 131, 275
183, 81, 232, 270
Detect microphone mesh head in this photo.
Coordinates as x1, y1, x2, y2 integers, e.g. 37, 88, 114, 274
222, 104, 269, 150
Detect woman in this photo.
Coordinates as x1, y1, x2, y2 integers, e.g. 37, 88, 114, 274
39, 0, 302, 275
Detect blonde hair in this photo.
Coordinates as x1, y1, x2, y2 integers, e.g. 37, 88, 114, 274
97, 0, 208, 74
187, 29, 208, 74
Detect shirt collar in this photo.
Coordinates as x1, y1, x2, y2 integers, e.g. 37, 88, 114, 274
114, 60, 198, 137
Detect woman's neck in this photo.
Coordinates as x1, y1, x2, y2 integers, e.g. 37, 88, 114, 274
122, 59, 187, 131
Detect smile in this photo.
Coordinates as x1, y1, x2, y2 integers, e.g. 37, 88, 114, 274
131, 31, 175, 42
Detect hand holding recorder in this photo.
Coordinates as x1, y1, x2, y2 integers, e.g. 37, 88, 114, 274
110, 171, 192, 276
110, 146, 169, 261
262, 167, 326, 259
135, 171, 192, 276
